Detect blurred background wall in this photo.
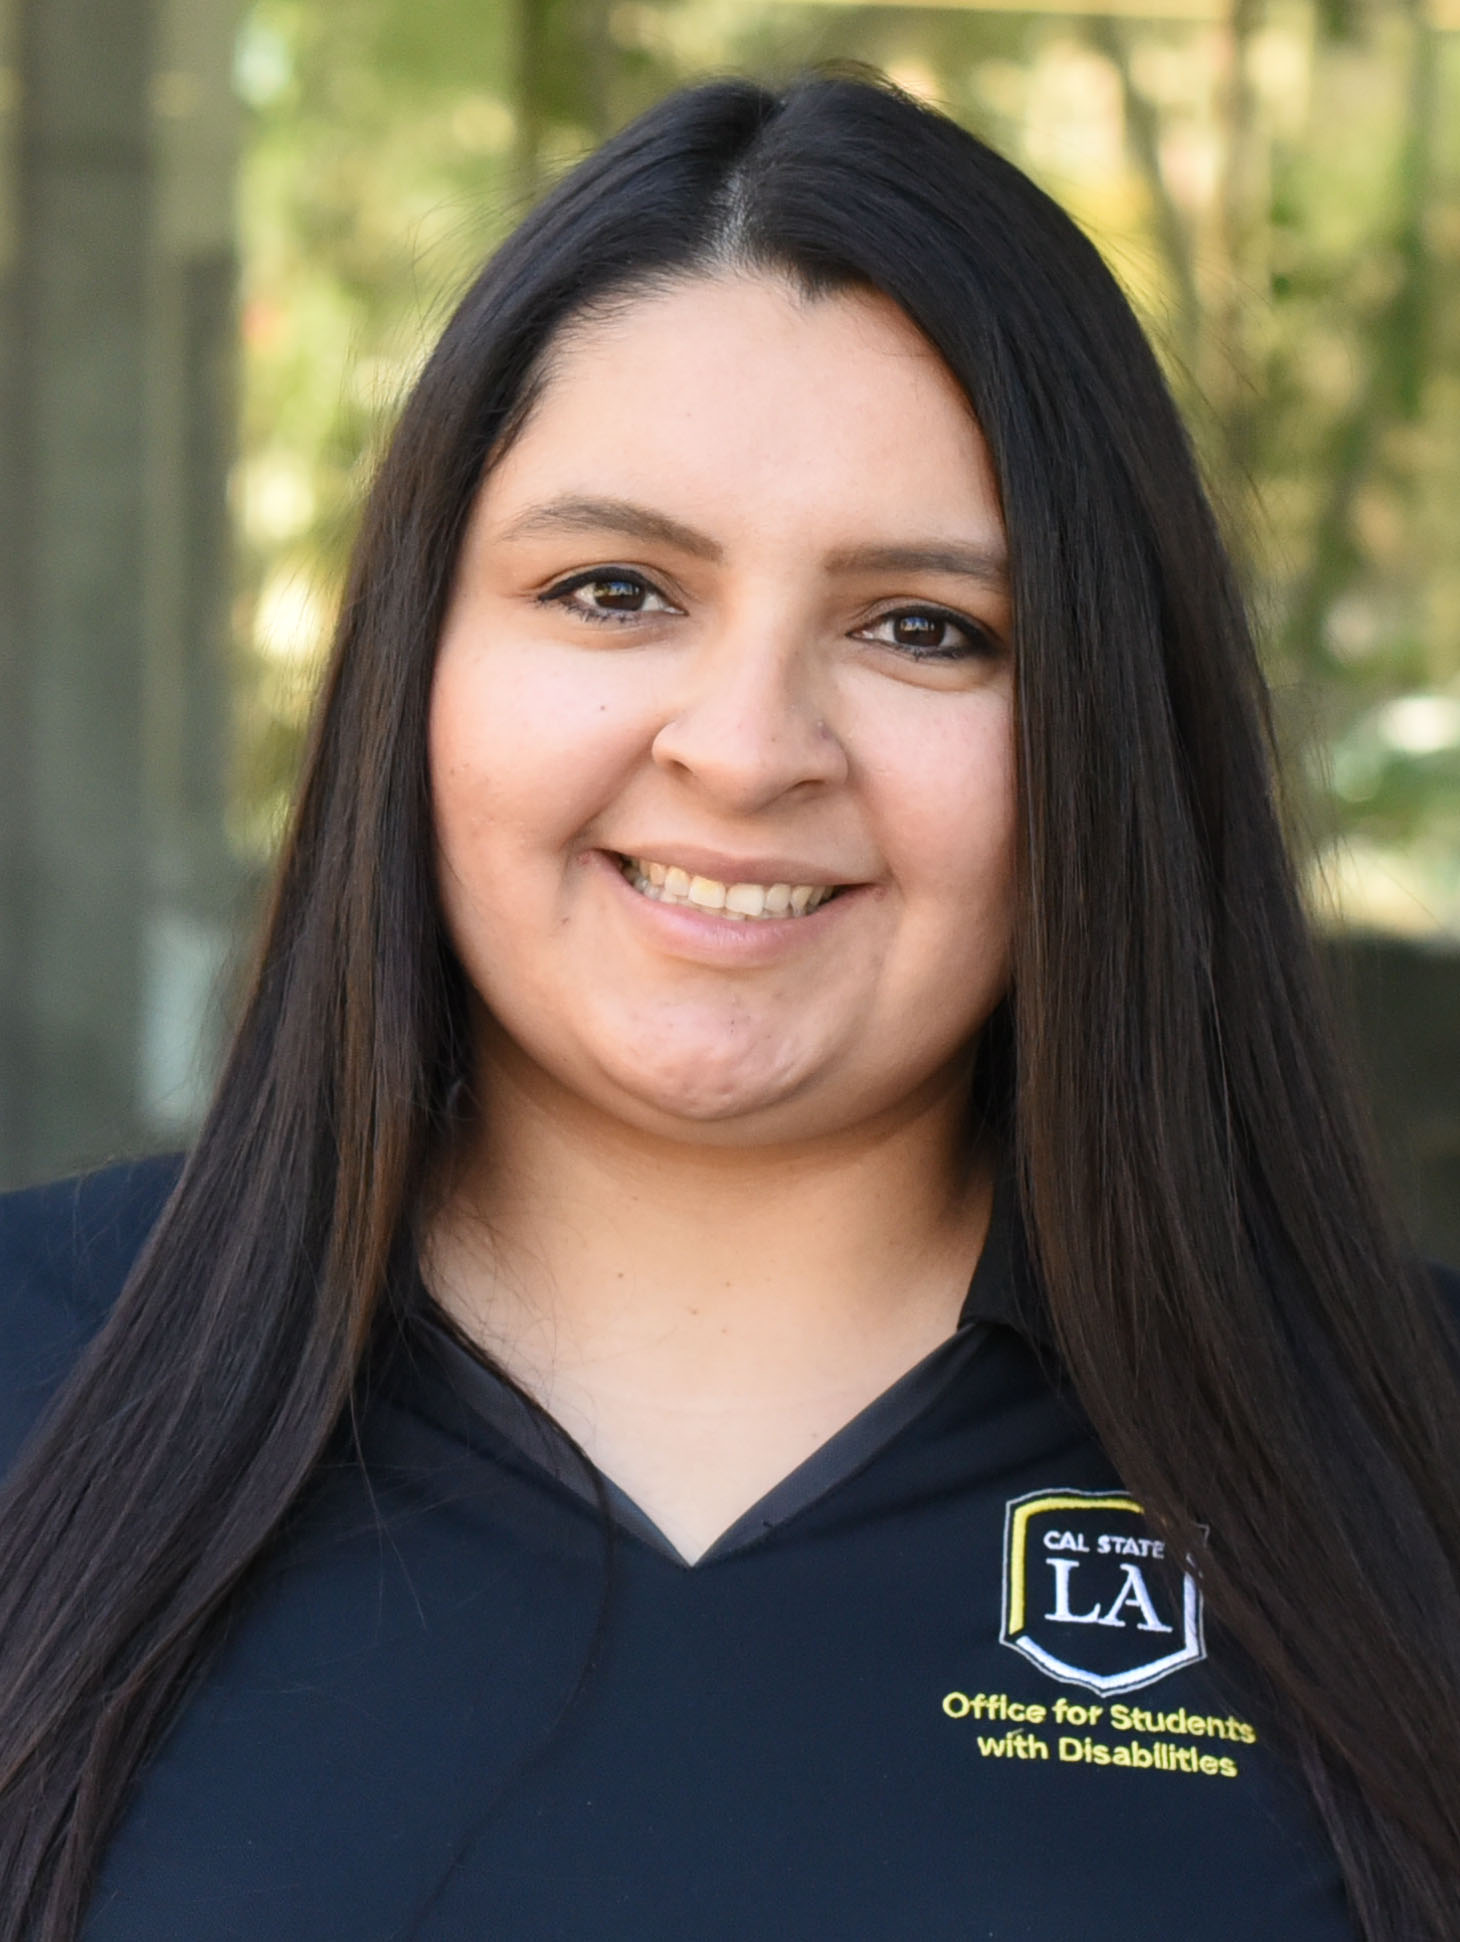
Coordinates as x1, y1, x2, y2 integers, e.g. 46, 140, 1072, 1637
0, 0, 1456, 1256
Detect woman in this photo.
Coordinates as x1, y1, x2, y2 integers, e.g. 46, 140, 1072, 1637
1, 69, 1458, 1941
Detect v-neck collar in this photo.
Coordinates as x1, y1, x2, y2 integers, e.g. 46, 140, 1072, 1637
407, 1175, 1035, 1570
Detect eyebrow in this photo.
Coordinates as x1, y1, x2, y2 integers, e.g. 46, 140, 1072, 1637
496, 495, 1009, 591
498, 496, 722, 561
823, 541, 1008, 590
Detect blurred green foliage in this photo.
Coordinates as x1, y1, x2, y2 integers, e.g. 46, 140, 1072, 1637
229, 0, 1460, 934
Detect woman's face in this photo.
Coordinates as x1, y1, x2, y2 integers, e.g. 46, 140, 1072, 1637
430, 273, 1016, 1146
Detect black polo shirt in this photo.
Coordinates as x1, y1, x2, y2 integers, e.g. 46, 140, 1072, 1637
0, 1157, 1373, 1939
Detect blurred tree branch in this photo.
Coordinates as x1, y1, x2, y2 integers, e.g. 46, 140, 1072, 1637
1211, 0, 1264, 484
1088, 18, 1201, 369
1283, 4, 1436, 681
513, 0, 552, 203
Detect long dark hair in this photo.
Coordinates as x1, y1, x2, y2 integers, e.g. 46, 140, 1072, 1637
2, 69, 1458, 1940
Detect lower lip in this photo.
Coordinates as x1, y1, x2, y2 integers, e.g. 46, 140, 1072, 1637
591, 850, 863, 965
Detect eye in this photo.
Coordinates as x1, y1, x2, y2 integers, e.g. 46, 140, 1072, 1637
538, 568, 681, 626
855, 606, 999, 661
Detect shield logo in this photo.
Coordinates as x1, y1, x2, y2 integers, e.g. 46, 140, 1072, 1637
1000, 1488, 1205, 1695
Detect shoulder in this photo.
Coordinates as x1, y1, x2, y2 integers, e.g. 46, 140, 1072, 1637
0, 1153, 184, 1474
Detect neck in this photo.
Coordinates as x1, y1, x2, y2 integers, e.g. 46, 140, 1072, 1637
425, 1033, 996, 1560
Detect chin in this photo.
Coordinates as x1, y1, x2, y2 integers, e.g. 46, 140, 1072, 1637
596, 1038, 813, 1129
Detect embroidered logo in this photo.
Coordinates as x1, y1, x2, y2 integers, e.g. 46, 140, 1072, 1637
1000, 1489, 1205, 1695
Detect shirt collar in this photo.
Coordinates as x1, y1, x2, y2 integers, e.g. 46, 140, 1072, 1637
402, 1166, 1045, 1569
957, 1169, 1053, 1349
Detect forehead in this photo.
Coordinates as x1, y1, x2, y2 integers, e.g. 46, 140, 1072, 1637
478, 273, 1003, 550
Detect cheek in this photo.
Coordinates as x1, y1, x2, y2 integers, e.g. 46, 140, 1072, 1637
881, 698, 1018, 919
875, 699, 1017, 1058
428, 634, 644, 878
846, 696, 1016, 1080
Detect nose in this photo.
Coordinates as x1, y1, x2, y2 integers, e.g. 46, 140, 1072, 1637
649, 622, 849, 813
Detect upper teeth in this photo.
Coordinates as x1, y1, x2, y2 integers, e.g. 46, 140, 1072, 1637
621, 856, 837, 920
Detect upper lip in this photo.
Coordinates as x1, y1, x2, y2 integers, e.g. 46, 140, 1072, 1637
606, 844, 866, 888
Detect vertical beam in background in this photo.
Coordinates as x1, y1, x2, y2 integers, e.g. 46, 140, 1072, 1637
0, 0, 22, 1174
140, 0, 243, 1143
0, 0, 154, 1184
0, 0, 242, 1186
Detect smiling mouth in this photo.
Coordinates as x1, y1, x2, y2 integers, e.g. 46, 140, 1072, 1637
615, 854, 842, 921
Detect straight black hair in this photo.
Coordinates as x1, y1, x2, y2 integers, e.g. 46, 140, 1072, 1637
2, 69, 1458, 1939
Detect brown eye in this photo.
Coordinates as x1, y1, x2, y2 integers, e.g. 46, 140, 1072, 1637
585, 575, 649, 612
892, 613, 952, 651
540, 569, 680, 626
857, 606, 994, 661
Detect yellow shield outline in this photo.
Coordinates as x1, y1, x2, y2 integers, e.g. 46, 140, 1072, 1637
1000, 1487, 1205, 1695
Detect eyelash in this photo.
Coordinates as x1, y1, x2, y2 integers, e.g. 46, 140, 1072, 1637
536, 567, 999, 662
538, 569, 679, 629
